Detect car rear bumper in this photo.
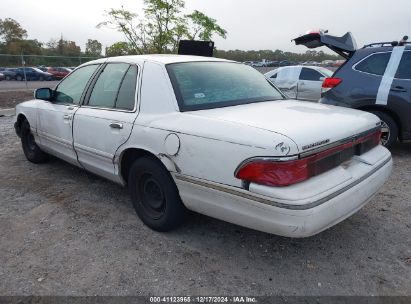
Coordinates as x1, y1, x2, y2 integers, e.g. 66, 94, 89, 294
174, 152, 392, 238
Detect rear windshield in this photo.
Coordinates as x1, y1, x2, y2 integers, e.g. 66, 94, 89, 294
166, 62, 284, 111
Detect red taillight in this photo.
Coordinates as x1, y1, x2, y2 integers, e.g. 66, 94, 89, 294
322, 77, 342, 93
235, 130, 381, 187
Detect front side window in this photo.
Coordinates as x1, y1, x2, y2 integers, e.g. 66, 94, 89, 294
167, 62, 284, 111
355, 52, 391, 76
299, 68, 323, 81
54, 64, 99, 104
395, 51, 411, 80
88, 63, 136, 109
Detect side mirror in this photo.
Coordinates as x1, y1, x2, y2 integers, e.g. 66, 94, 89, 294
34, 88, 53, 101
319, 77, 325, 81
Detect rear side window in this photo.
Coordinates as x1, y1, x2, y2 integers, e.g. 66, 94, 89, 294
270, 73, 277, 79
299, 68, 323, 81
355, 52, 391, 76
89, 63, 130, 108
116, 65, 138, 110
395, 51, 411, 80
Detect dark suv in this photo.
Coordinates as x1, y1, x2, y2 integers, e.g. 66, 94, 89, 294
294, 31, 411, 147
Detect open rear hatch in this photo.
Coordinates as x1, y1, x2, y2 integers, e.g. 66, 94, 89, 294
293, 30, 357, 59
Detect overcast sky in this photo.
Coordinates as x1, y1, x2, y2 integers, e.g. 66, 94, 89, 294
1, 0, 410, 54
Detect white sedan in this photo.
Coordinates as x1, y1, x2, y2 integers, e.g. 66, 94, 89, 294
14, 55, 392, 237
265, 65, 334, 101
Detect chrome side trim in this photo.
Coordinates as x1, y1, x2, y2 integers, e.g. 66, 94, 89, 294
175, 156, 391, 211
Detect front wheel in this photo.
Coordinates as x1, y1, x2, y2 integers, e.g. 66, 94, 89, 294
128, 156, 187, 232
370, 111, 398, 148
21, 120, 49, 163
16, 75, 23, 81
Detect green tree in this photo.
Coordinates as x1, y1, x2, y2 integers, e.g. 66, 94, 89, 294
7, 39, 42, 55
85, 39, 102, 56
0, 18, 27, 43
105, 41, 136, 56
98, 0, 227, 54
186, 10, 226, 41
44, 36, 81, 56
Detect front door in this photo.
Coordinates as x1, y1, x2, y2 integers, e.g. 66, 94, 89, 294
73, 63, 139, 182
37, 64, 100, 165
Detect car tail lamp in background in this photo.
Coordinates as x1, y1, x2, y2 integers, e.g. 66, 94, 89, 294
322, 77, 342, 93
235, 129, 381, 187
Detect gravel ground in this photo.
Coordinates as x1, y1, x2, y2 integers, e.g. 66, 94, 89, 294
0, 115, 410, 296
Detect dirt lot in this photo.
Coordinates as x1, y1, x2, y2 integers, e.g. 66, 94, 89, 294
0, 115, 410, 296
0, 81, 59, 109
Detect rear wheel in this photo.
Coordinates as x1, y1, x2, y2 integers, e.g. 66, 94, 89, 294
370, 111, 398, 148
16, 75, 23, 81
39, 75, 44, 81
5, 75, 11, 81
21, 120, 49, 163
128, 156, 187, 231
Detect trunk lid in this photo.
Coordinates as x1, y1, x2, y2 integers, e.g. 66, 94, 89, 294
293, 30, 357, 59
188, 100, 380, 154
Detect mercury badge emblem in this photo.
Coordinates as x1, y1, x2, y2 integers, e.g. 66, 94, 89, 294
302, 139, 330, 151
275, 142, 291, 155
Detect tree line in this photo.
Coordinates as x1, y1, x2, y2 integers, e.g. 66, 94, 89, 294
0, 0, 339, 67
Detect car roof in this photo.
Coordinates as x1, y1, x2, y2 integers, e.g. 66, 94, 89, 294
83, 54, 233, 67
358, 44, 411, 55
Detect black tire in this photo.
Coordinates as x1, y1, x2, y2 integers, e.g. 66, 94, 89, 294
16, 75, 23, 81
39, 76, 44, 81
370, 111, 398, 148
5, 75, 11, 81
128, 156, 187, 232
21, 120, 49, 163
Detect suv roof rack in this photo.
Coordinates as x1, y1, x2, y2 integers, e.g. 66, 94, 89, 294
363, 42, 411, 48
363, 36, 410, 48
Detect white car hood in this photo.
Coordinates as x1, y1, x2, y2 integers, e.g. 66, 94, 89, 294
188, 100, 380, 153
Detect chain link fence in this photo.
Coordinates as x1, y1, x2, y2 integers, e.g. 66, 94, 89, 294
0, 54, 102, 68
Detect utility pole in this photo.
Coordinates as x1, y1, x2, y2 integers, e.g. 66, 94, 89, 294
21, 51, 28, 89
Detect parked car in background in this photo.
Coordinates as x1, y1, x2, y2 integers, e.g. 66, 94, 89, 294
0, 73, 5, 81
14, 55, 392, 237
265, 65, 333, 101
0, 68, 16, 80
295, 30, 411, 147
243, 61, 254, 66
47, 67, 71, 80
14, 67, 54, 81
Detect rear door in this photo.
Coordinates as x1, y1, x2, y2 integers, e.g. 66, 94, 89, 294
390, 51, 411, 138
297, 67, 324, 101
72, 62, 139, 182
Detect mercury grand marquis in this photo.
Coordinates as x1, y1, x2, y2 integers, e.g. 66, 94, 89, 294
14, 55, 392, 237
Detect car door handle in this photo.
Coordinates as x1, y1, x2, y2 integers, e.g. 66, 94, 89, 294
390, 86, 407, 92
109, 122, 123, 129
63, 114, 71, 120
